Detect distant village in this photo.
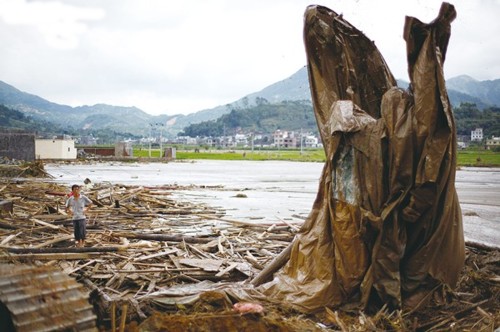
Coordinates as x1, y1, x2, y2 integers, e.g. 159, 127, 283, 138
459, 128, 500, 150
79, 129, 323, 150
1, 128, 499, 161
171, 130, 321, 150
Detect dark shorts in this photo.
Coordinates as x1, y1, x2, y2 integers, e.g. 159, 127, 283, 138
73, 219, 86, 241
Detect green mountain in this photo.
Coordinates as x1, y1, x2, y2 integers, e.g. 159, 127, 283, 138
0, 104, 65, 134
180, 100, 317, 137
0, 80, 165, 136
446, 75, 500, 106
0, 68, 499, 140
395, 75, 499, 109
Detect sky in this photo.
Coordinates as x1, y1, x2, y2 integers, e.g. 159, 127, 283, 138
0, 0, 499, 116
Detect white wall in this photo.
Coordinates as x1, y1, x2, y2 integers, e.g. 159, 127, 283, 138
35, 139, 77, 159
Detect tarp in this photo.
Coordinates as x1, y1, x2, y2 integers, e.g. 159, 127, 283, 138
252, 2, 464, 313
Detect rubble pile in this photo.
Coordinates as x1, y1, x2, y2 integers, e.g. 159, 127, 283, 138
0, 179, 303, 330
0, 159, 51, 178
0, 179, 498, 330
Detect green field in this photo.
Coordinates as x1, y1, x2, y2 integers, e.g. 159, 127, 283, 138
176, 149, 326, 162
133, 147, 500, 166
134, 148, 325, 162
456, 150, 500, 167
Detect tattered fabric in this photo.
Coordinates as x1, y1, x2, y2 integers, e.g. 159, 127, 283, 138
256, 3, 464, 313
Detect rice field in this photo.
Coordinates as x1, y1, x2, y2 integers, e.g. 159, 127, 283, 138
134, 147, 500, 166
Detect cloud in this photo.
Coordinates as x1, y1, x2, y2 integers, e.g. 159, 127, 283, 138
0, 0, 498, 116
0, 0, 105, 49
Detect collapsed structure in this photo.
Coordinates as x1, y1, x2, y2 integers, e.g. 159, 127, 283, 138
248, 2, 465, 313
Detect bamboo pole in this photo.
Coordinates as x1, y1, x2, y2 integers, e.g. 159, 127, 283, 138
112, 232, 213, 244
119, 303, 128, 332
0, 232, 22, 246
1, 253, 99, 260
111, 301, 116, 332
251, 241, 293, 286
5, 246, 122, 254
31, 234, 73, 249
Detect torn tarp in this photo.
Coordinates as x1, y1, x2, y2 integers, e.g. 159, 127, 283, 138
253, 2, 464, 313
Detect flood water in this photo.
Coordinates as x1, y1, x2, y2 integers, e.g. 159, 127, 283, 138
44, 160, 500, 248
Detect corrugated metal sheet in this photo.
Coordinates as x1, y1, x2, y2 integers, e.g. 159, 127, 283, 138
0, 264, 97, 332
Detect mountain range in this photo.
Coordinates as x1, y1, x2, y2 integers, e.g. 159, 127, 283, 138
1, 66, 499, 139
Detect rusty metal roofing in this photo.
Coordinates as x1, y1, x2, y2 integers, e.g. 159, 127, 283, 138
0, 264, 97, 332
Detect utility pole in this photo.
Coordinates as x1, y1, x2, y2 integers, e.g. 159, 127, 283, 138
251, 132, 254, 152
159, 128, 162, 158
157, 123, 164, 158
300, 128, 303, 155
148, 124, 152, 158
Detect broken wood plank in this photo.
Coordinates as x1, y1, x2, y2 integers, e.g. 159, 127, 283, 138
5, 246, 123, 254
32, 234, 74, 249
68, 259, 97, 274
0, 220, 19, 230
215, 262, 239, 277
112, 232, 214, 244
1, 253, 100, 260
251, 241, 294, 286
179, 258, 223, 272
0, 231, 22, 246
133, 249, 178, 262
31, 217, 70, 233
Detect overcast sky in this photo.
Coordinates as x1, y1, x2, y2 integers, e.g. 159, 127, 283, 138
0, 0, 499, 116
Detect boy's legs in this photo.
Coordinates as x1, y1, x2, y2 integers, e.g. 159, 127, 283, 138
81, 219, 87, 247
73, 219, 86, 247
73, 219, 80, 246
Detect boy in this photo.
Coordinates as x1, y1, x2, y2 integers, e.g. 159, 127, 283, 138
65, 184, 92, 247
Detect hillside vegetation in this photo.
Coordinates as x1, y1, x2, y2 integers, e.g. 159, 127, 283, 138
2, 69, 500, 140
3, 98, 499, 142
454, 103, 500, 137
180, 101, 500, 138
180, 100, 316, 137
0, 104, 63, 134
0, 104, 139, 142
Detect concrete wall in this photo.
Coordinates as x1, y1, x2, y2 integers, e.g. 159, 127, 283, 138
35, 139, 77, 160
164, 147, 176, 160
0, 130, 35, 161
115, 142, 133, 157
81, 147, 115, 156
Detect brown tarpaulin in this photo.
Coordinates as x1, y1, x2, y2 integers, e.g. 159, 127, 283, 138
251, 2, 464, 313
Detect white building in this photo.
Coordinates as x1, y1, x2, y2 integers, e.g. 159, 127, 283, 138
304, 135, 319, 148
471, 128, 483, 141
234, 134, 248, 146
176, 136, 198, 145
35, 138, 77, 159
486, 136, 500, 150
273, 130, 288, 147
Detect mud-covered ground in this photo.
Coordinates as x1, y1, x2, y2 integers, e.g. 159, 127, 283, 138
45, 161, 500, 249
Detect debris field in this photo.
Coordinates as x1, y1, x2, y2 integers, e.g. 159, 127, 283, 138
0, 165, 498, 331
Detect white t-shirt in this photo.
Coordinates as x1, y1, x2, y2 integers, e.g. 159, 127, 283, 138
66, 195, 92, 220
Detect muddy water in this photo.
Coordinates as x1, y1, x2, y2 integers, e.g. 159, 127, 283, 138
45, 161, 499, 248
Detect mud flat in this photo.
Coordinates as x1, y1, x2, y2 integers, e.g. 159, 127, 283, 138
45, 161, 500, 249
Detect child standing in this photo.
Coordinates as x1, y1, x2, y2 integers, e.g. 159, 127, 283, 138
65, 184, 92, 247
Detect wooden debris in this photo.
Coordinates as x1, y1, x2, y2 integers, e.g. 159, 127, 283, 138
0, 178, 296, 327
0, 176, 498, 332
